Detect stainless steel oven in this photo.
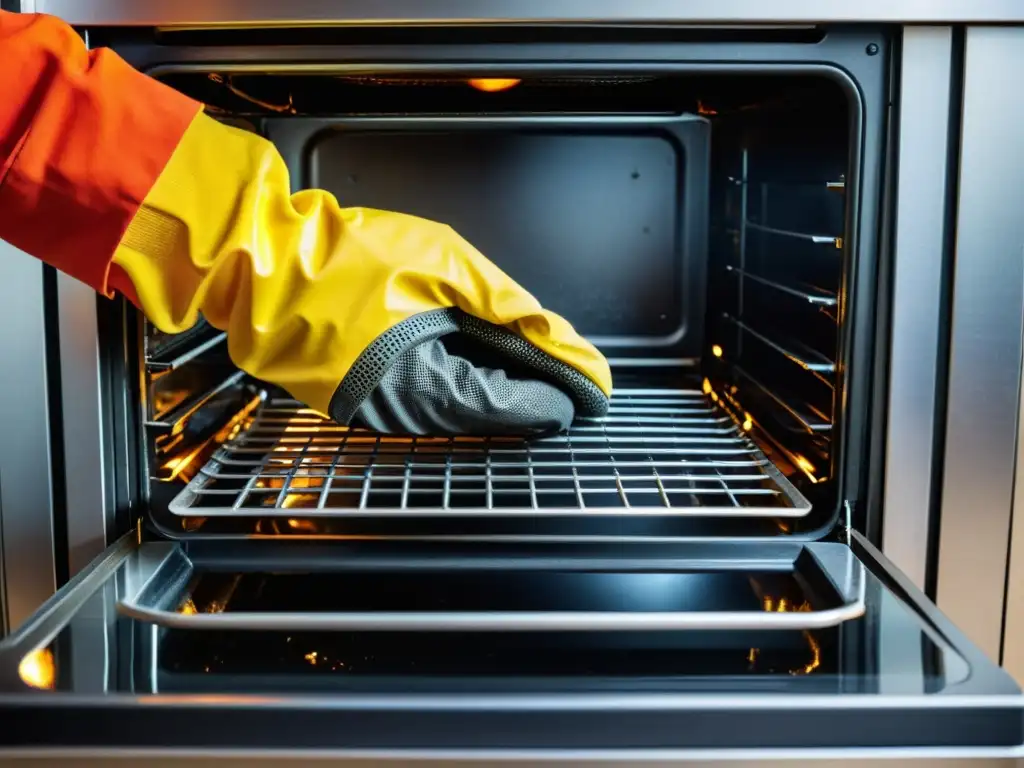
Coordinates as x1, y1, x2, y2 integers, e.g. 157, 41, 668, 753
2, 1, 1024, 762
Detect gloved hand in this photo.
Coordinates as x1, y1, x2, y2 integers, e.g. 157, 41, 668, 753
112, 113, 612, 434
0, 11, 610, 433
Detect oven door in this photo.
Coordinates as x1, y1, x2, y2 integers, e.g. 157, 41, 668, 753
0, 532, 1019, 760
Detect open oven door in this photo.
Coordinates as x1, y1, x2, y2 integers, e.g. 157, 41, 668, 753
0, 531, 1020, 760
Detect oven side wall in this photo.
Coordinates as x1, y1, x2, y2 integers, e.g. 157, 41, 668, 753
932, 26, 1024, 667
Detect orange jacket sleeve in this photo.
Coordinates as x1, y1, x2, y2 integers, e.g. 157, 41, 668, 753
0, 10, 201, 296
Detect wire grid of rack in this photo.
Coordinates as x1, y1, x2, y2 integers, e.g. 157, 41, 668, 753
167, 388, 812, 519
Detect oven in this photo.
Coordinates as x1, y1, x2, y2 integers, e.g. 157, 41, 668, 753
2, 1, 1024, 762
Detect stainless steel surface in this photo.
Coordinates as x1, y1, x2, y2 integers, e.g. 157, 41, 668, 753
0, 503, 4, 636
1003, 348, 1024, 685
31, 0, 1024, 25
880, 27, 956, 591
56, 274, 113, 578
0, 533, 135, 656
0, 240, 56, 634
0, 759, 1020, 767
169, 389, 812, 519
935, 27, 1024, 664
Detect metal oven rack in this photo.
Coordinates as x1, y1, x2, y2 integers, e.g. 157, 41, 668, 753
711, 145, 843, 475
168, 388, 811, 519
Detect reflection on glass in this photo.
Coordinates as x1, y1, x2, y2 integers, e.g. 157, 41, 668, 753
752, 590, 821, 676
178, 598, 198, 615
177, 575, 242, 615
18, 648, 55, 690
794, 631, 822, 676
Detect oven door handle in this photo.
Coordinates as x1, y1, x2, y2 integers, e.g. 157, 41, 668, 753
112, 540, 867, 632
116, 600, 866, 631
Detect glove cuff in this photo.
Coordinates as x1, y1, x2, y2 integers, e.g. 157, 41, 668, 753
0, 12, 201, 295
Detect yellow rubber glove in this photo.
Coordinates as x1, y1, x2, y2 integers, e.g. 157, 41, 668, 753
113, 112, 612, 434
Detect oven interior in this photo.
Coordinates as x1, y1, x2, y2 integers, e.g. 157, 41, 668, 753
134, 71, 851, 543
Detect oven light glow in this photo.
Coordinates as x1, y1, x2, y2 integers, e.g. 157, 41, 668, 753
702, 378, 713, 395
712, 344, 723, 358
18, 648, 55, 690
742, 413, 754, 432
468, 78, 522, 92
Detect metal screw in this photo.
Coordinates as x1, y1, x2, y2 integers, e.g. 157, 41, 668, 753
866, 43, 879, 56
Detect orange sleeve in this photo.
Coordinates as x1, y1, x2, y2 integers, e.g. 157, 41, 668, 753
0, 10, 202, 296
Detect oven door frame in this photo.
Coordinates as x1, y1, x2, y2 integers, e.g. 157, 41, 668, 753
0, 530, 1021, 757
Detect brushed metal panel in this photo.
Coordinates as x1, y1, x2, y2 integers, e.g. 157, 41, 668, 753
55, 31, 116, 581
0, 755, 1019, 765
31, 0, 1024, 26
880, 27, 955, 591
936, 27, 1024, 664
0, 240, 55, 633
56, 274, 111, 577
1003, 347, 1024, 685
